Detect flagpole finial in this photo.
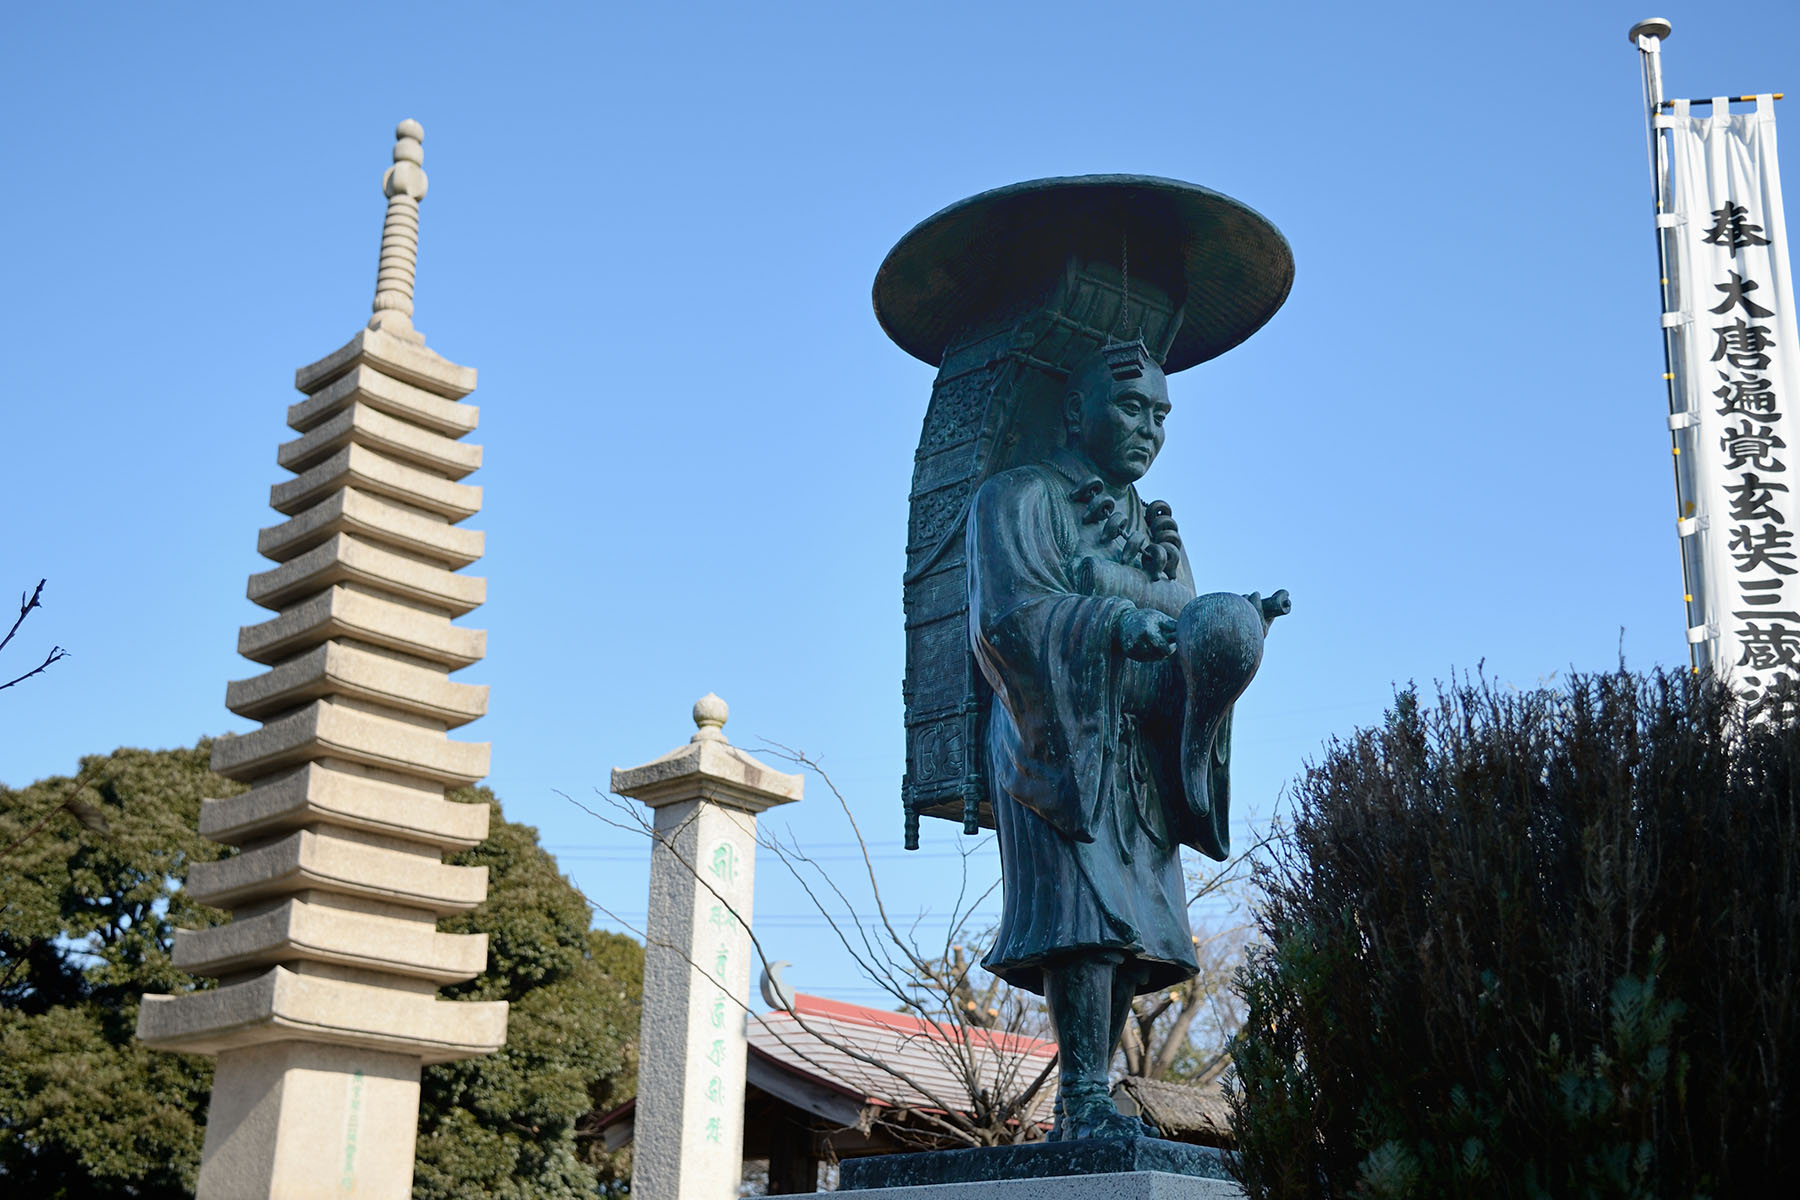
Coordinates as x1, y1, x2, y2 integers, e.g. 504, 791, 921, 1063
370, 119, 429, 343
1628, 18, 1672, 45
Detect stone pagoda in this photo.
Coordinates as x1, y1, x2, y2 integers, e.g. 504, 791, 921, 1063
138, 120, 507, 1200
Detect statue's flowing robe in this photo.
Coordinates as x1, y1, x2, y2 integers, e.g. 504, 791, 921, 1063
968, 449, 1200, 995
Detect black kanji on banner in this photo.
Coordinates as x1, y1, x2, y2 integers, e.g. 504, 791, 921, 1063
1712, 270, 1776, 318
1699, 197, 1795, 705
1702, 201, 1772, 256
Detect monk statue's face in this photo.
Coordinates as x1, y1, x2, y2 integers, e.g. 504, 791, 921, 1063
1068, 358, 1171, 487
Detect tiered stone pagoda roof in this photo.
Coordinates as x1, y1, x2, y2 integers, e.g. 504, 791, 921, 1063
138, 120, 506, 1066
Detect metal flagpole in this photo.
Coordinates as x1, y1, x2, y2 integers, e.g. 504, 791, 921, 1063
1630, 17, 1710, 675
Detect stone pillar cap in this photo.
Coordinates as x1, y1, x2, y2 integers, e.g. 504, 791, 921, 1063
692, 692, 729, 741
611, 695, 803, 813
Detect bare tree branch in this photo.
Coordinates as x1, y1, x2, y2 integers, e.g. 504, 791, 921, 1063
0, 579, 69, 691
1117, 818, 1275, 1084
1, 645, 70, 692
0, 580, 48, 657
561, 787, 1009, 1145
2, 767, 103, 860
565, 752, 1061, 1149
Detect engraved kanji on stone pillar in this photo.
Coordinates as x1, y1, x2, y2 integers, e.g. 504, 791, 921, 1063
612, 696, 802, 1200
137, 120, 507, 1200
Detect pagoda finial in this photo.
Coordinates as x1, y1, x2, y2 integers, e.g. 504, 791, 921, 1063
369, 119, 429, 343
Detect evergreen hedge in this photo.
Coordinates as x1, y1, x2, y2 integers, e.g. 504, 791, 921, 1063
1228, 671, 1800, 1199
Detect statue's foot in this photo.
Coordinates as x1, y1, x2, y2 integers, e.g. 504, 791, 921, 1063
1048, 1087, 1155, 1141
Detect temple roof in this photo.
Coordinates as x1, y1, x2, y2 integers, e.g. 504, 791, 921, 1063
1111, 1074, 1234, 1148
746, 993, 1057, 1120
596, 991, 1058, 1156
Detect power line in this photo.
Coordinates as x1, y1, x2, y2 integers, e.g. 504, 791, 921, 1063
555, 852, 992, 865
593, 912, 1001, 929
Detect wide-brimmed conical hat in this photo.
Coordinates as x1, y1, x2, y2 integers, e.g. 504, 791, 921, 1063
873, 174, 1293, 374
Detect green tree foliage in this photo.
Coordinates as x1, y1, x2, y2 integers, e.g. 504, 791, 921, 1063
1227, 671, 1800, 1199
415, 786, 641, 1199
0, 746, 643, 1199
0, 742, 236, 1197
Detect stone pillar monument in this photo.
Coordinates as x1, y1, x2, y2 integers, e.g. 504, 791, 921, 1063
138, 120, 507, 1200
612, 695, 802, 1200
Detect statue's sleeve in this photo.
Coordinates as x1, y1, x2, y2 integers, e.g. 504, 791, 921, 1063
967, 470, 1135, 842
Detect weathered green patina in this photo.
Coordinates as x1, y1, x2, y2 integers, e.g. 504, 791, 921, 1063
876, 175, 1293, 1142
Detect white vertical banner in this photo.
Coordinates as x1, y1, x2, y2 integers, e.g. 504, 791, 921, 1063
1664, 95, 1800, 706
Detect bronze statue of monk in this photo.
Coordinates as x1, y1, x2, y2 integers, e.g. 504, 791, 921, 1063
968, 334, 1283, 1138
875, 174, 1294, 1142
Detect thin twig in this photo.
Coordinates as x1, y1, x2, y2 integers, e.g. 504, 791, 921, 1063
2, 768, 99, 859
0, 580, 47, 657
1, 645, 70, 692
564, 774, 1057, 1146
563, 789, 995, 1135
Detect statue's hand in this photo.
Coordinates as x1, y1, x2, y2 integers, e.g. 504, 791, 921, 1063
1118, 607, 1179, 661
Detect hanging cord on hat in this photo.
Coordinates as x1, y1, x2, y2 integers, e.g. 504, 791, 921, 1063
1116, 228, 1130, 338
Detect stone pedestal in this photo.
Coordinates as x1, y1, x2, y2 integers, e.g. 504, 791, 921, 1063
834, 1175, 1243, 1199
199, 1044, 422, 1198
838, 1138, 1243, 1199
612, 696, 802, 1200
136, 121, 506, 1200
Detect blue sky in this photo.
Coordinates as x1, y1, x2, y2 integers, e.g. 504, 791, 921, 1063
5, 2, 1797, 1004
